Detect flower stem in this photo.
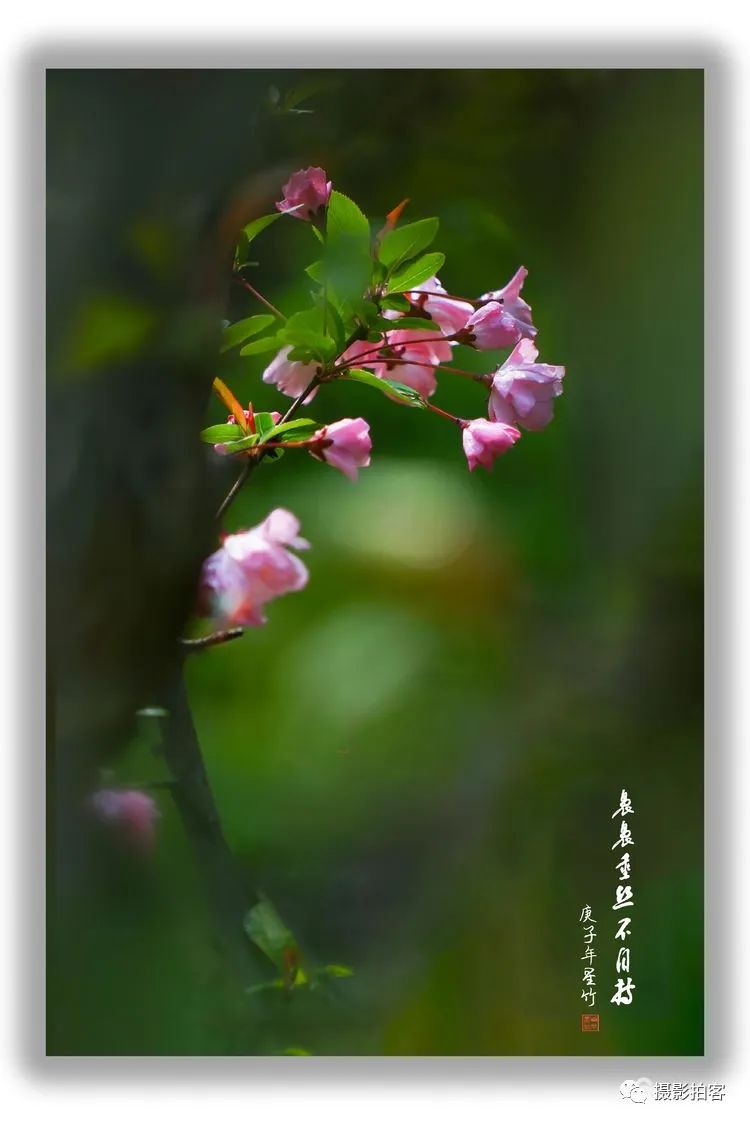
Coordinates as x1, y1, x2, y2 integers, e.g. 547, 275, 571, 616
233, 272, 286, 321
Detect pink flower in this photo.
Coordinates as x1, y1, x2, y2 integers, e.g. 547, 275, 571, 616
410, 276, 474, 336
488, 339, 565, 431
314, 417, 372, 481
214, 411, 281, 456
275, 167, 332, 221
462, 301, 520, 351
461, 419, 521, 472
380, 327, 453, 398
91, 788, 160, 853
263, 347, 319, 401
200, 508, 309, 628
480, 266, 537, 342
339, 336, 387, 379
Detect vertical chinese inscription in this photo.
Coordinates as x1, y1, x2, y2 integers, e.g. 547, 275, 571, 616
579, 904, 598, 1015
610, 788, 636, 1006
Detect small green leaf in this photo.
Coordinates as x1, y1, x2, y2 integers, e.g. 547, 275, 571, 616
199, 423, 244, 443
343, 367, 427, 408
220, 315, 276, 353
241, 212, 284, 245
239, 334, 283, 356
252, 412, 278, 436
220, 433, 262, 453
379, 217, 439, 269
305, 260, 324, 283
262, 417, 320, 443
385, 252, 446, 295
244, 897, 297, 971
321, 963, 354, 978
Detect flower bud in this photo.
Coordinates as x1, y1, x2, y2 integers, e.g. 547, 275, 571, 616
313, 417, 372, 480
461, 418, 521, 472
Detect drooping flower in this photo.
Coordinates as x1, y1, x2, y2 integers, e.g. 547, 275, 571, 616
488, 339, 565, 431
480, 266, 537, 342
410, 276, 474, 336
263, 347, 319, 401
200, 508, 309, 628
275, 167, 332, 221
461, 301, 521, 351
91, 789, 160, 853
461, 418, 521, 472
313, 417, 372, 481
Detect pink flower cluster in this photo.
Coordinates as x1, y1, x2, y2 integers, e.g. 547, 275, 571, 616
201, 508, 309, 628
91, 788, 160, 853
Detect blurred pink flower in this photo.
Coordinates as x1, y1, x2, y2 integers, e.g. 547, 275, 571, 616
489, 339, 565, 431
480, 266, 537, 342
461, 419, 521, 472
275, 167, 332, 220
263, 347, 319, 401
91, 788, 160, 853
200, 508, 309, 628
314, 417, 372, 480
411, 276, 473, 335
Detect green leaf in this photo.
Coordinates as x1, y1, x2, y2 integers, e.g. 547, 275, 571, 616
324, 190, 372, 304
199, 423, 244, 443
239, 334, 283, 357
220, 315, 275, 353
220, 433, 262, 453
373, 316, 440, 333
343, 367, 427, 408
262, 417, 319, 443
385, 251, 446, 295
379, 217, 439, 269
252, 411, 278, 436
241, 212, 284, 245
381, 294, 410, 312
326, 190, 370, 247
305, 260, 324, 284
321, 963, 354, 978
279, 309, 337, 361
244, 897, 297, 971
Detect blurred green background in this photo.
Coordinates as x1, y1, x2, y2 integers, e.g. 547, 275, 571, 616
48, 69, 703, 1056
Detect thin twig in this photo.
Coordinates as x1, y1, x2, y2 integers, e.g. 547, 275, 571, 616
180, 627, 245, 652
216, 460, 252, 521
233, 272, 286, 320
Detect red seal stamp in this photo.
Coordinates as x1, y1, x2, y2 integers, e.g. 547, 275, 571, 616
581, 1013, 600, 1032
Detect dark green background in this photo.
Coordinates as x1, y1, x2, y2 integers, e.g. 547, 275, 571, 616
48, 69, 703, 1055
